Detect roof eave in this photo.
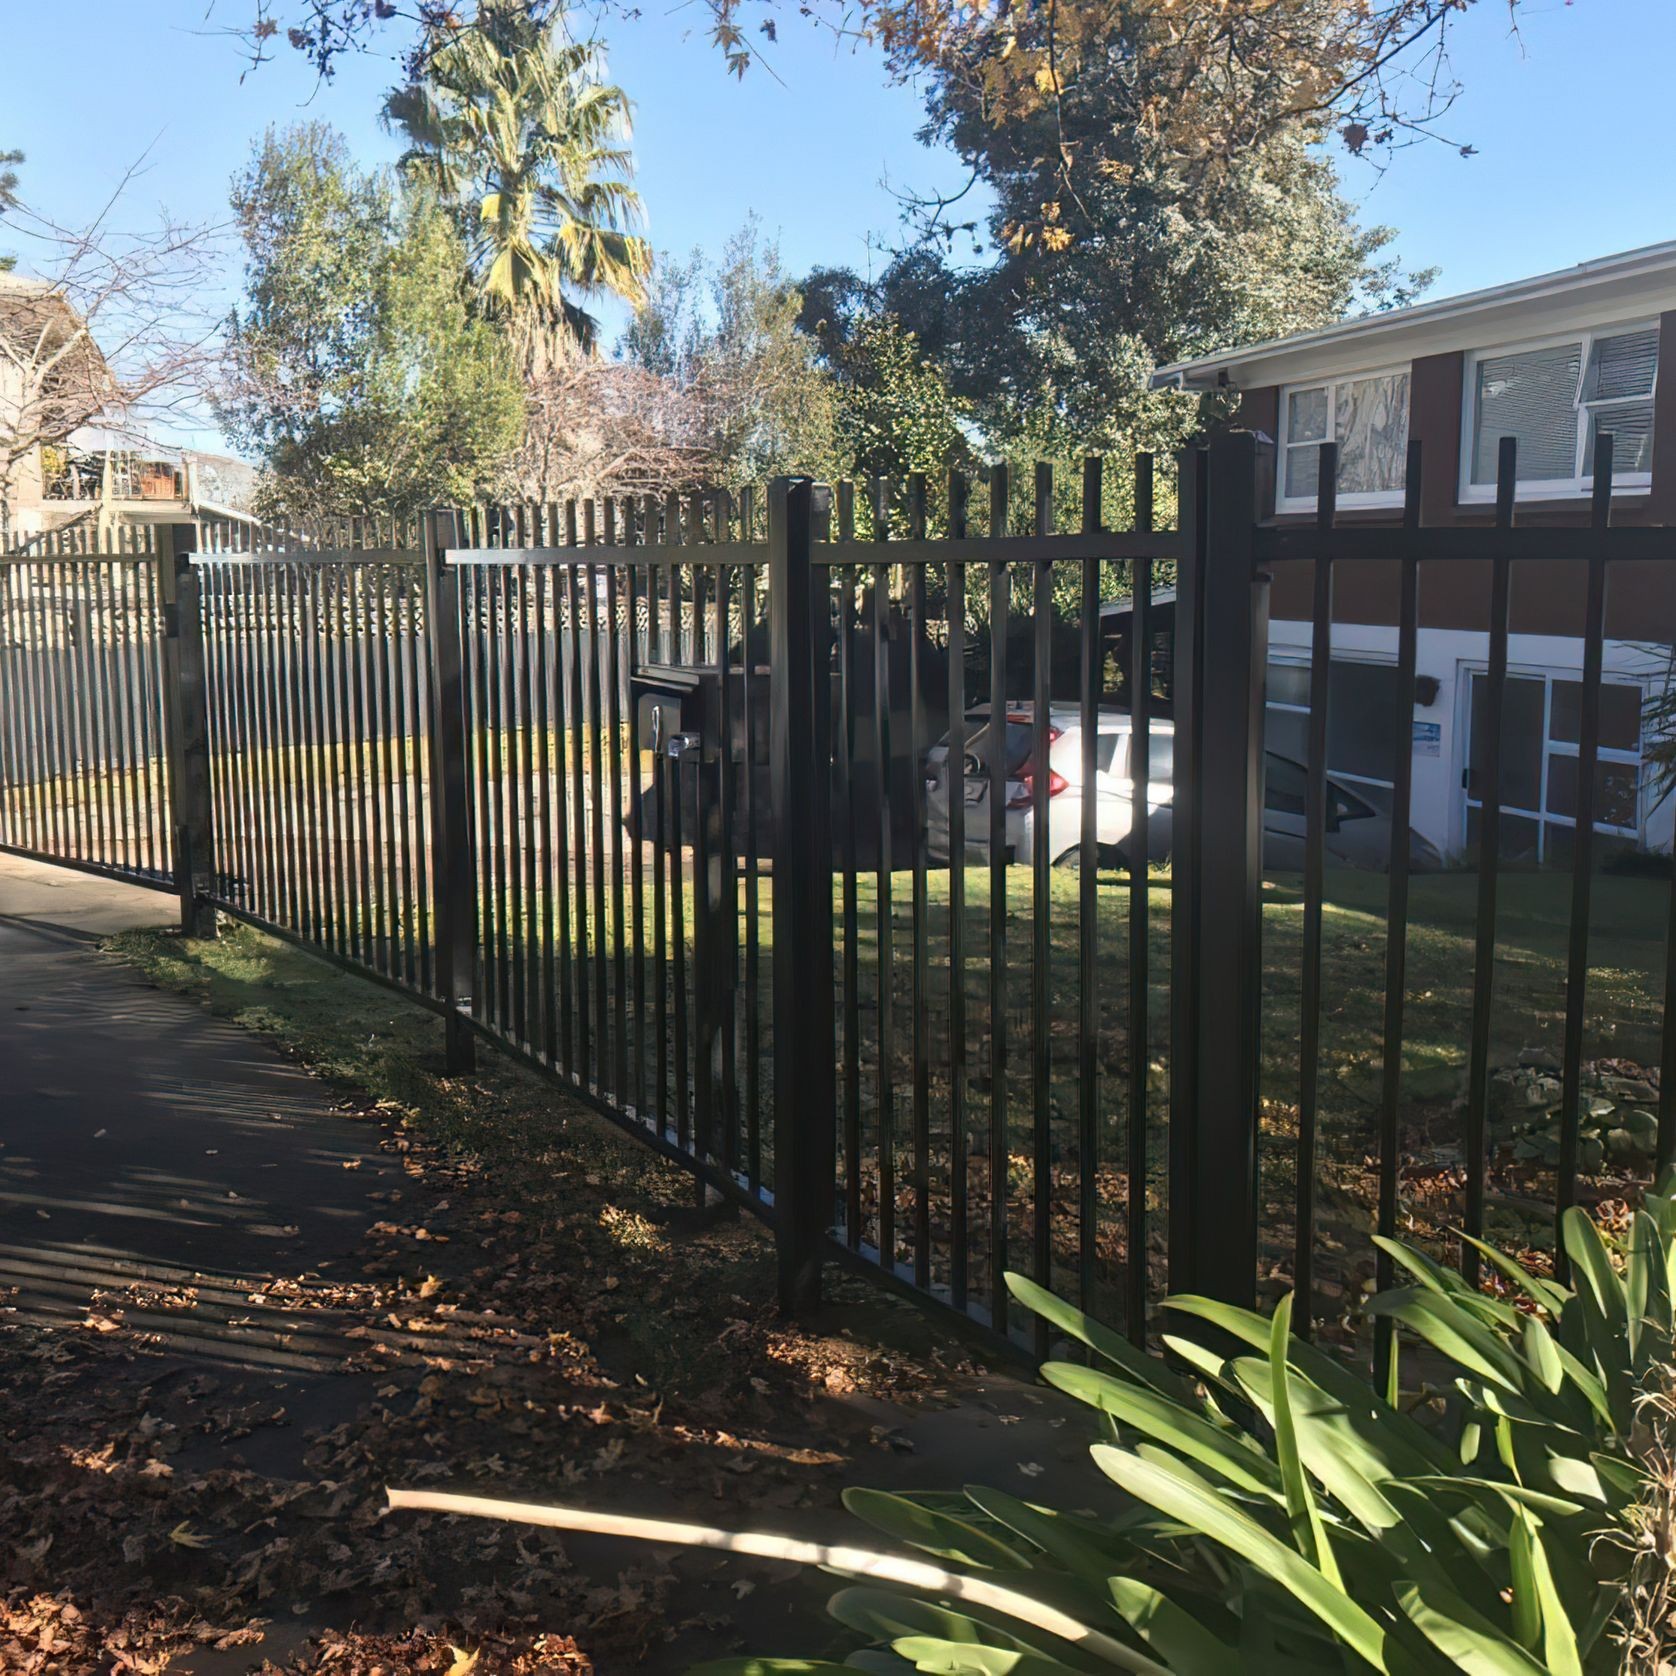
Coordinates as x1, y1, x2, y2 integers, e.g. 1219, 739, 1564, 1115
1149, 238, 1676, 394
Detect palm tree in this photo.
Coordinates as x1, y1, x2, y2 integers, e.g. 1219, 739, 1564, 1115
382, 2, 651, 362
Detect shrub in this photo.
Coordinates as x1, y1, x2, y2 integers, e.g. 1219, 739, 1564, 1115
695, 1186, 1676, 1674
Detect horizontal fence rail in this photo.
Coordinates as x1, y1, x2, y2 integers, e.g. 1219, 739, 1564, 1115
6, 436, 1675, 1377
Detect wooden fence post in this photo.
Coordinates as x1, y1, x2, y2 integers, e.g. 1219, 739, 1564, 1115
424, 509, 477, 1075
768, 476, 835, 1313
159, 522, 216, 938
1169, 433, 1268, 1306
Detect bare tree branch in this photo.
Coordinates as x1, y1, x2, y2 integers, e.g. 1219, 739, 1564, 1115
0, 169, 224, 537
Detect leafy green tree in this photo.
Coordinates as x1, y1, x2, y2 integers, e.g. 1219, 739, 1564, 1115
898, 7, 1434, 456
622, 221, 839, 487
218, 123, 524, 521
381, 0, 650, 360
821, 314, 973, 489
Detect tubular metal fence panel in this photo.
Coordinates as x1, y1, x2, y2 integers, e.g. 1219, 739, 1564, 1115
8, 440, 1676, 1375
1251, 429, 1676, 1383
0, 526, 174, 888
445, 494, 781, 1212
817, 461, 1180, 1348
196, 545, 440, 1003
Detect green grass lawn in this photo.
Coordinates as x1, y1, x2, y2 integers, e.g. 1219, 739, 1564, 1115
451, 847, 1668, 1346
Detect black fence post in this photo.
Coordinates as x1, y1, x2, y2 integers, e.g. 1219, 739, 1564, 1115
424, 509, 477, 1075
159, 522, 216, 938
768, 475, 836, 1313
1169, 433, 1268, 1307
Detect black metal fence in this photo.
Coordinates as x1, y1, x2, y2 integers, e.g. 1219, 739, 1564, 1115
5, 436, 1674, 1371
0, 524, 175, 888
195, 522, 438, 1000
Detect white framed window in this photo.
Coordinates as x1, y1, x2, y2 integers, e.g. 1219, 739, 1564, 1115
1462, 322, 1658, 502
1461, 667, 1645, 863
1277, 369, 1411, 513
1265, 654, 1402, 811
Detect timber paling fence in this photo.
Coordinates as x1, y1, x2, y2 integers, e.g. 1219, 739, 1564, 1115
2, 432, 1673, 1377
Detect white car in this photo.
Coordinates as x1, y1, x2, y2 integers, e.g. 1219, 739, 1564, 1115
924, 705, 1174, 867
923, 704, 1444, 872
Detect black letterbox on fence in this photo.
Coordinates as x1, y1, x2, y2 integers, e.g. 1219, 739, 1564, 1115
631, 662, 769, 851
633, 662, 710, 760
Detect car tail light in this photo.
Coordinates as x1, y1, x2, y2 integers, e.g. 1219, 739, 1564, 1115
1008, 761, 1069, 809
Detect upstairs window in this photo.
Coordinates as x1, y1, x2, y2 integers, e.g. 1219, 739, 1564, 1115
1278, 370, 1410, 512
1466, 323, 1658, 498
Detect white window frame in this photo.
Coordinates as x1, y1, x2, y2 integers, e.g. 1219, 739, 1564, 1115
1459, 321, 1659, 504
1265, 651, 1401, 802
1455, 662, 1646, 860
1276, 366, 1412, 514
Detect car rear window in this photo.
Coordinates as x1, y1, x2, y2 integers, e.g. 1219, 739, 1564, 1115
959, 719, 1035, 773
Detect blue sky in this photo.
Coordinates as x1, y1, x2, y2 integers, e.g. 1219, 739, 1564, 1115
2, 0, 1671, 448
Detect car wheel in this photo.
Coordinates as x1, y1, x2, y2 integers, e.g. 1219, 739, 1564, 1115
1054, 842, 1121, 870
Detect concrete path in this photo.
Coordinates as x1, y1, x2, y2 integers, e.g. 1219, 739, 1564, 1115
0, 852, 399, 1376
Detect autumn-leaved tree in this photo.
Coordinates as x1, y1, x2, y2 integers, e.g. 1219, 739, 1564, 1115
248, 0, 1524, 174
381, 0, 650, 363
217, 123, 524, 522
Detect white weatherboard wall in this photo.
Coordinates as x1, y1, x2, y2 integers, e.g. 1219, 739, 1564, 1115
1267, 618, 1676, 860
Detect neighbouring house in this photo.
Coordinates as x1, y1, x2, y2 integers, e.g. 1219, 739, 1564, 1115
0, 272, 256, 546
33, 427, 258, 538
1152, 239, 1676, 863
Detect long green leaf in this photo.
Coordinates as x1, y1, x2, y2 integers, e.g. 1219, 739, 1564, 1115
961, 1487, 1129, 1588
1505, 1511, 1542, 1653
1090, 1446, 1391, 1671
827, 1588, 1028, 1650
1155, 1333, 1232, 1393
1624, 1210, 1657, 1367
1227, 1359, 1485, 1604
1164, 1295, 1454, 1472
1519, 1314, 1564, 1395
1107, 1578, 1239, 1675
1006, 1275, 1196, 1406
1394, 1583, 1551, 1676
1269, 1294, 1341, 1587
1372, 1237, 1522, 1331
1452, 1232, 1569, 1316
1041, 1364, 1283, 1498
1562, 1208, 1630, 1401
1402, 1476, 1589, 1521
843, 1490, 1031, 1571
1563, 1208, 1626, 1319
1363, 1290, 1539, 1402
1526, 1516, 1585, 1676
889, 1638, 1073, 1674
1542, 1335, 1616, 1431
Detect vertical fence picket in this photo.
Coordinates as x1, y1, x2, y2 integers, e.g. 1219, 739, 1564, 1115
1463, 438, 1517, 1287
1294, 439, 1338, 1335
1373, 441, 1425, 1391
987, 465, 1011, 1331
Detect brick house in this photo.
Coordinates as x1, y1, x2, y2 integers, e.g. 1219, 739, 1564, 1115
1152, 240, 1676, 862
